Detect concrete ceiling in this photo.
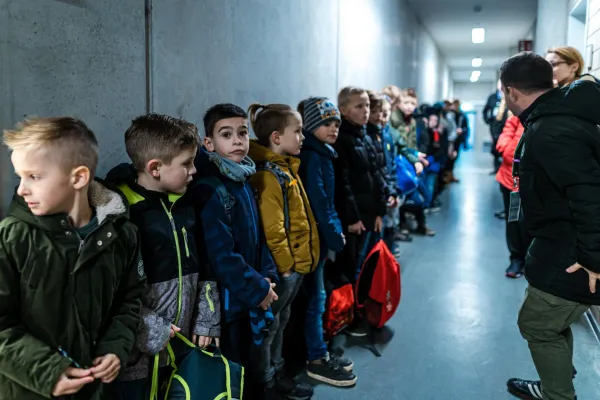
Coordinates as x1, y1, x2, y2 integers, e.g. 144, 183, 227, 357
407, 0, 538, 82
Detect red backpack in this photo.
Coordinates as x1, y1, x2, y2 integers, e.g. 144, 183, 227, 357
355, 239, 401, 329
323, 283, 355, 340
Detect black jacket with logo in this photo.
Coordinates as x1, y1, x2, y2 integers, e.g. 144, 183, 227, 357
518, 80, 600, 304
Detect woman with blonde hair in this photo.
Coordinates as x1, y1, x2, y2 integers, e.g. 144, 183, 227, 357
546, 46, 596, 87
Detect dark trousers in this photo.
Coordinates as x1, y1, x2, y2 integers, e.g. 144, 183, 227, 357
335, 230, 371, 285
518, 286, 589, 400
500, 185, 531, 265
221, 316, 252, 367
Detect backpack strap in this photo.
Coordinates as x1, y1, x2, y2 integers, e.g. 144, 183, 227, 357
256, 162, 292, 232
193, 176, 235, 222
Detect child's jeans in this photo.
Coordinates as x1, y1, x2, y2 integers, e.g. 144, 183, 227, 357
252, 271, 304, 383
303, 260, 328, 361
423, 172, 437, 208
385, 204, 400, 229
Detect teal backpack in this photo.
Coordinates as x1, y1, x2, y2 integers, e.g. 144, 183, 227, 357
162, 334, 244, 400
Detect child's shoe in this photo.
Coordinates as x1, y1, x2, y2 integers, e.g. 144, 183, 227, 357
330, 353, 354, 372
275, 371, 313, 400
307, 355, 357, 387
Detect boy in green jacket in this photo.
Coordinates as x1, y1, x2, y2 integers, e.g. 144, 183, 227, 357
0, 117, 146, 399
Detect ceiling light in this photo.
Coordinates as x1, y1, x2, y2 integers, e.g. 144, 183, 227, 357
472, 58, 483, 67
472, 28, 485, 44
470, 75, 480, 82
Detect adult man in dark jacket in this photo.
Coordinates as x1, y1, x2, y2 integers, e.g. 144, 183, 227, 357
501, 51, 600, 400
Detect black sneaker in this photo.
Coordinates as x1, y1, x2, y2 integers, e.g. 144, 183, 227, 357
507, 378, 544, 399
329, 353, 354, 372
506, 378, 577, 400
344, 320, 368, 337
275, 372, 313, 400
506, 261, 524, 279
307, 357, 357, 387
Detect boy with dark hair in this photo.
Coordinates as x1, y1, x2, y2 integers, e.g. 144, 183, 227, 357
501, 51, 600, 400
104, 114, 219, 399
0, 117, 146, 399
189, 103, 278, 398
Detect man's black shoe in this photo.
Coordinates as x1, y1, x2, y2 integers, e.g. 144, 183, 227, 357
506, 378, 577, 400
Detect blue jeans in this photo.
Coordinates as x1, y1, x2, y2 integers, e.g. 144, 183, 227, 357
303, 261, 328, 361
252, 271, 304, 382
423, 172, 437, 208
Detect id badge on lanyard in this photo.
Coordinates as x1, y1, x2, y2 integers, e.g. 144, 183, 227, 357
508, 189, 521, 223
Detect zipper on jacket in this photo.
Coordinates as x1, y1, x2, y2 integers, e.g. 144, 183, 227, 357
205, 282, 215, 313
224, 288, 229, 311
181, 227, 190, 258
160, 200, 183, 326
243, 184, 261, 263
289, 170, 317, 272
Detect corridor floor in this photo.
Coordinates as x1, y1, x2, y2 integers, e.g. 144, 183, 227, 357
312, 151, 600, 400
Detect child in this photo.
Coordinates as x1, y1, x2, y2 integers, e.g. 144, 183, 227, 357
0, 117, 146, 399
366, 91, 398, 214
246, 103, 319, 399
333, 86, 387, 336
189, 104, 278, 398
297, 97, 357, 387
390, 88, 419, 150
379, 94, 424, 241
104, 114, 220, 398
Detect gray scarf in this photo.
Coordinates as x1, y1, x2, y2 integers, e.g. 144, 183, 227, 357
207, 151, 256, 182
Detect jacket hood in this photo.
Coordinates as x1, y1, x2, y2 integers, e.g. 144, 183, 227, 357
248, 140, 300, 172
301, 131, 337, 159
105, 162, 137, 186
528, 80, 600, 125
193, 146, 222, 180
8, 180, 128, 230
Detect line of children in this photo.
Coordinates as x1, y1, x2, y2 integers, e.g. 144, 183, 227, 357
0, 83, 444, 400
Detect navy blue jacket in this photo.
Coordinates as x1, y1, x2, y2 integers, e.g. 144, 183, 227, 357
189, 148, 278, 323
298, 133, 345, 260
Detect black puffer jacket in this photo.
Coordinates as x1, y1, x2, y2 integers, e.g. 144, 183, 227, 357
333, 118, 386, 229
366, 123, 397, 199
517, 79, 600, 304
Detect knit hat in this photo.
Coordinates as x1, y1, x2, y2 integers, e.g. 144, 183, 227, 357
301, 97, 341, 135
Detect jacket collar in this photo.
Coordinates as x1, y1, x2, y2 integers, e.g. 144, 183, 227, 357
248, 140, 300, 174
301, 132, 337, 159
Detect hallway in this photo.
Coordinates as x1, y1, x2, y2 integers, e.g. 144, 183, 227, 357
313, 151, 600, 400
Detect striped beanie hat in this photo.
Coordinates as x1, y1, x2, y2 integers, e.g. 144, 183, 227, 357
301, 97, 341, 135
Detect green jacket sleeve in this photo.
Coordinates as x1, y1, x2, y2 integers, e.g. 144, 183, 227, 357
0, 226, 71, 397
94, 224, 146, 369
390, 126, 420, 164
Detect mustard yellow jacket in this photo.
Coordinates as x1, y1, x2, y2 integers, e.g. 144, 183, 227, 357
248, 141, 320, 275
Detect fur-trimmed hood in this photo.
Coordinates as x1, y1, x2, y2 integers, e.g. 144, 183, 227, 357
8, 179, 129, 231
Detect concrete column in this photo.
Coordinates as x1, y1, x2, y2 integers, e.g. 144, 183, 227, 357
535, 0, 570, 54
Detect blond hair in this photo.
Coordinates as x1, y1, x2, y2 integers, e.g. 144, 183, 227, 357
247, 103, 300, 147
125, 114, 200, 171
547, 46, 585, 77
382, 85, 402, 102
400, 88, 418, 101
338, 86, 367, 108
3, 117, 99, 176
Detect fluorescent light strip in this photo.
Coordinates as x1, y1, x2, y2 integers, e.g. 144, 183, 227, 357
472, 58, 483, 67
472, 28, 485, 44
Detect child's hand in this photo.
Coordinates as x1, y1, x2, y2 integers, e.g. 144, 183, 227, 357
162, 324, 181, 350
90, 354, 121, 383
414, 162, 424, 175
387, 196, 397, 208
52, 367, 94, 396
192, 335, 220, 348
259, 283, 279, 310
374, 216, 383, 233
348, 221, 366, 234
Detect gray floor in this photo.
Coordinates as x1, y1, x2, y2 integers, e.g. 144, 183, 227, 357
313, 151, 600, 399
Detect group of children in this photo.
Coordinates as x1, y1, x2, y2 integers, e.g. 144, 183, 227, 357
0, 84, 457, 400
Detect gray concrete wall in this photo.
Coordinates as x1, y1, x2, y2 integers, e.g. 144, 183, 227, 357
0, 0, 146, 214
0, 0, 448, 216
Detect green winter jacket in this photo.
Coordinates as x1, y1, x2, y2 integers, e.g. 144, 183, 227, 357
0, 181, 146, 400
